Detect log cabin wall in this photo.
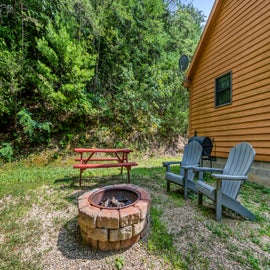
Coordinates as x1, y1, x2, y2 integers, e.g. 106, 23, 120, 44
187, 0, 270, 164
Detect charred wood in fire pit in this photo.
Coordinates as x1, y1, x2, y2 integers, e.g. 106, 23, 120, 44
100, 196, 131, 208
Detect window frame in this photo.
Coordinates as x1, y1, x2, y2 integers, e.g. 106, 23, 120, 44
215, 71, 232, 107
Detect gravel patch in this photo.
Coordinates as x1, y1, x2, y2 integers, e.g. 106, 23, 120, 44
20, 187, 170, 270
6, 183, 269, 270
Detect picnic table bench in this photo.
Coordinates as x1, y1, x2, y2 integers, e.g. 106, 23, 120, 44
73, 148, 138, 186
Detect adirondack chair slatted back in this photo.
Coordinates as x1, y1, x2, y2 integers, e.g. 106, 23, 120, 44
222, 143, 255, 199
180, 141, 203, 180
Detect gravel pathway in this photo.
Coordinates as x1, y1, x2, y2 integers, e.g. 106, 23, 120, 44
16, 185, 270, 269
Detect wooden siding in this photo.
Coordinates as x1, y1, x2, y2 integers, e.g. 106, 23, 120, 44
188, 0, 270, 162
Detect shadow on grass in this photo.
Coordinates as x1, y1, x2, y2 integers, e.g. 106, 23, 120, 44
57, 217, 131, 260
54, 166, 145, 187
53, 165, 166, 195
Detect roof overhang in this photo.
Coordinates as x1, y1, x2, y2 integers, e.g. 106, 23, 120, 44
185, 0, 223, 83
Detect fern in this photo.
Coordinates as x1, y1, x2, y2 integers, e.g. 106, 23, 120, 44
17, 108, 51, 139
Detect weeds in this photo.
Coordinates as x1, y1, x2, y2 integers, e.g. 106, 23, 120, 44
114, 256, 125, 270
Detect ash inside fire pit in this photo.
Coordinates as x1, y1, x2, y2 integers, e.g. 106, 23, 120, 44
89, 186, 140, 209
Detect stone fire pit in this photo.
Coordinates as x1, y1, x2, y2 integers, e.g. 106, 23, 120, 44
78, 184, 151, 251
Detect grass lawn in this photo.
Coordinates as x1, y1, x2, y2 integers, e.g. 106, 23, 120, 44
0, 151, 269, 269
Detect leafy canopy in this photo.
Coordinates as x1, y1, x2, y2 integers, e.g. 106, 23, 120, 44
0, 0, 204, 156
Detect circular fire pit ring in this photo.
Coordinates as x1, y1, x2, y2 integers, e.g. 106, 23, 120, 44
78, 184, 151, 251
89, 186, 140, 209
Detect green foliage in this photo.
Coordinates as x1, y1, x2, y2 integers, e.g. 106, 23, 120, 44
35, 13, 96, 114
243, 250, 260, 270
0, 143, 13, 162
0, 0, 204, 153
88, 0, 202, 143
0, 41, 23, 118
114, 256, 125, 270
17, 108, 51, 142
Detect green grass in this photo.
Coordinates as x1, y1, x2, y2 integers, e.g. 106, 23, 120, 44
0, 153, 269, 269
147, 207, 184, 269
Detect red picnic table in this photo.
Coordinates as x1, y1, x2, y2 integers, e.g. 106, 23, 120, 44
73, 148, 138, 186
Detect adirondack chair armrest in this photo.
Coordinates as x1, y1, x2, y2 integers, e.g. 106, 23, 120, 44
193, 167, 224, 173
162, 161, 182, 172
192, 167, 223, 181
181, 165, 200, 169
211, 174, 248, 181
162, 161, 181, 166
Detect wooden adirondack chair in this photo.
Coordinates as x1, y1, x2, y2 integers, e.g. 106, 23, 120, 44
194, 142, 256, 221
163, 141, 203, 199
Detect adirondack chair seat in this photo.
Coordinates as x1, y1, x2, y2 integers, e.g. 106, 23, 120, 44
166, 171, 184, 186
194, 168, 233, 198
194, 142, 256, 221
166, 168, 198, 193
196, 179, 215, 199
196, 175, 248, 201
163, 161, 186, 188
163, 141, 203, 199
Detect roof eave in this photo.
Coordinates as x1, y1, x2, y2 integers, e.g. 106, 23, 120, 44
185, 0, 223, 82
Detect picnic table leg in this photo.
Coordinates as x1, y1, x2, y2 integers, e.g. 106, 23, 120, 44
79, 169, 83, 186
127, 167, 131, 183
121, 152, 127, 175
115, 152, 124, 175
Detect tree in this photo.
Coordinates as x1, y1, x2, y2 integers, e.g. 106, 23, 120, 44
35, 13, 96, 116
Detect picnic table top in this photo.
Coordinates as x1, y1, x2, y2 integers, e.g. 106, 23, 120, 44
74, 148, 133, 153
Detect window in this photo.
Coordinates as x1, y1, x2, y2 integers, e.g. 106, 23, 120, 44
215, 71, 232, 107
